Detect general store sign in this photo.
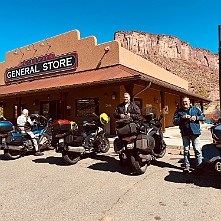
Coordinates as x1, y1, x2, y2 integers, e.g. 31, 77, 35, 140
5, 52, 78, 83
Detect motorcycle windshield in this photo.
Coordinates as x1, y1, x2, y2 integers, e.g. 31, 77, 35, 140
141, 106, 157, 122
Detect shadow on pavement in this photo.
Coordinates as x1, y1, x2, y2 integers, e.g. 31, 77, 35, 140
88, 154, 135, 176
164, 167, 221, 189
32, 156, 66, 166
0, 154, 6, 160
32, 153, 134, 175
151, 159, 183, 171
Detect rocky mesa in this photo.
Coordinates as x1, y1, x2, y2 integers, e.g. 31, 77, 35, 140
114, 31, 219, 103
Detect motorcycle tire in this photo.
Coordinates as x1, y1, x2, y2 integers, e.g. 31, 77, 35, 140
4, 149, 21, 160
130, 154, 148, 175
119, 152, 130, 166
99, 137, 110, 153
152, 140, 166, 158
39, 136, 54, 150
62, 150, 81, 165
215, 160, 221, 173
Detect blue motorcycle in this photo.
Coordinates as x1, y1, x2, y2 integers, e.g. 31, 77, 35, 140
0, 115, 53, 160
202, 123, 221, 173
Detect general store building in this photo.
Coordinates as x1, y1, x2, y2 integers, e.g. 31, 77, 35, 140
0, 30, 209, 134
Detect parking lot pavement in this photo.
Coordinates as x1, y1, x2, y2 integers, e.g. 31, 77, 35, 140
1, 147, 221, 221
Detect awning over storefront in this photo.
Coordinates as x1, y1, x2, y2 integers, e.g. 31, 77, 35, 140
0, 65, 210, 102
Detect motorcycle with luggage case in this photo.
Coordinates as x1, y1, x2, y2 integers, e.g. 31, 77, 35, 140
114, 109, 166, 175
0, 114, 53, 159
51, 113, 110, 165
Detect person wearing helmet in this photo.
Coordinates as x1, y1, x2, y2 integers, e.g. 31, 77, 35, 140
114, 92, 141, 121
17, 109, 43, 156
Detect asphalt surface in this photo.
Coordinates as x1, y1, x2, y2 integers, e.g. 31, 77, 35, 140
0, 145, 221, 221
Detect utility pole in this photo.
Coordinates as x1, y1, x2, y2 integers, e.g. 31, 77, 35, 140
219, 25, 221, 113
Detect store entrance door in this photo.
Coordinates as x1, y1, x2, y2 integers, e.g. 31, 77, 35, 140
40, 100, 61, 120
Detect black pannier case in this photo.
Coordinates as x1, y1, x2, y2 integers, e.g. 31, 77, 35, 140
136, 134, 155, 153
65, 132, 83, 146
52, 119, 71, 133
117, 122, 137, 137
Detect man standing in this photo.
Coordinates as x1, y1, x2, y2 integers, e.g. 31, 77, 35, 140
173, 97, 205, 173
114, 92, 141, 121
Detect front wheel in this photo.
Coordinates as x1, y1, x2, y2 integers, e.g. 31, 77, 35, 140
39, 136, 54, 150
62, 151, 81, 165
130, 154, 148, 175
4, 149, 21, 160
215, 160, 221, 173
119, 151, 130, 166
152, 140, 166, 158
99, 137, 110, 153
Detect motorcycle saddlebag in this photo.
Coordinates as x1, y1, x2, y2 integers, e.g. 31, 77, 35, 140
65, 132, 84, 146
117, 122, 137, 137
52, 119, 71, 133
0, 121, 13, 133
6, 132, 23, 145
136, 134, 155, 153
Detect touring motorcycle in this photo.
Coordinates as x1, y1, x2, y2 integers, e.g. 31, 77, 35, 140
51, 113, 110, 165
0, 114, 53, 160
202, 123, 221, 173
114, 110, 166, 175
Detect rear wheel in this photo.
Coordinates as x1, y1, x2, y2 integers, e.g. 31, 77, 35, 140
4, 149, 21, 160
130, 154, 148, 175
45, 139, 54, 150
152, 140, 166, 158
62, 151, 81, 165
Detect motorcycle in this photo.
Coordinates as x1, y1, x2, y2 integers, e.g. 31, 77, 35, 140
114, 111, 166, 175
51, 113, 110, 165
202, 123, 221, 173
0, 114, 53, 160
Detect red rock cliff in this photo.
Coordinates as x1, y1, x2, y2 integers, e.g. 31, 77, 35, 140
115, 31, 219, 102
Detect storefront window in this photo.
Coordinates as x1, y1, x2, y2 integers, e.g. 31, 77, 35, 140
76, 98, 99, 117
0, 107, 3, 117
134, 98, 142, 110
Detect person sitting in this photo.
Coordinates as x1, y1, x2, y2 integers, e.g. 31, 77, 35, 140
17, 109, 43, 156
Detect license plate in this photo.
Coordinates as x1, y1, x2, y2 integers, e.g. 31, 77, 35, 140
59, 138, 64, 143
127, 143, 134, 149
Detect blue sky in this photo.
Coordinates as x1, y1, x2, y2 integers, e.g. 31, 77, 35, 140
0, 0, 220, 62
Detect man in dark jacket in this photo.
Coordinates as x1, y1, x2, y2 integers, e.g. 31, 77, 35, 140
114, 92, 141, 121
173, 96, 205, 173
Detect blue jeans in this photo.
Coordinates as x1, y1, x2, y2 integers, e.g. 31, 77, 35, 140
182, 135, 202, 167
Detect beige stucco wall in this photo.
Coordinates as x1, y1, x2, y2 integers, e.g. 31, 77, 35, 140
0, 29, 188, 92
118, 46, 188, 90
0, 30, 120, 85
164, 92, 180, 127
